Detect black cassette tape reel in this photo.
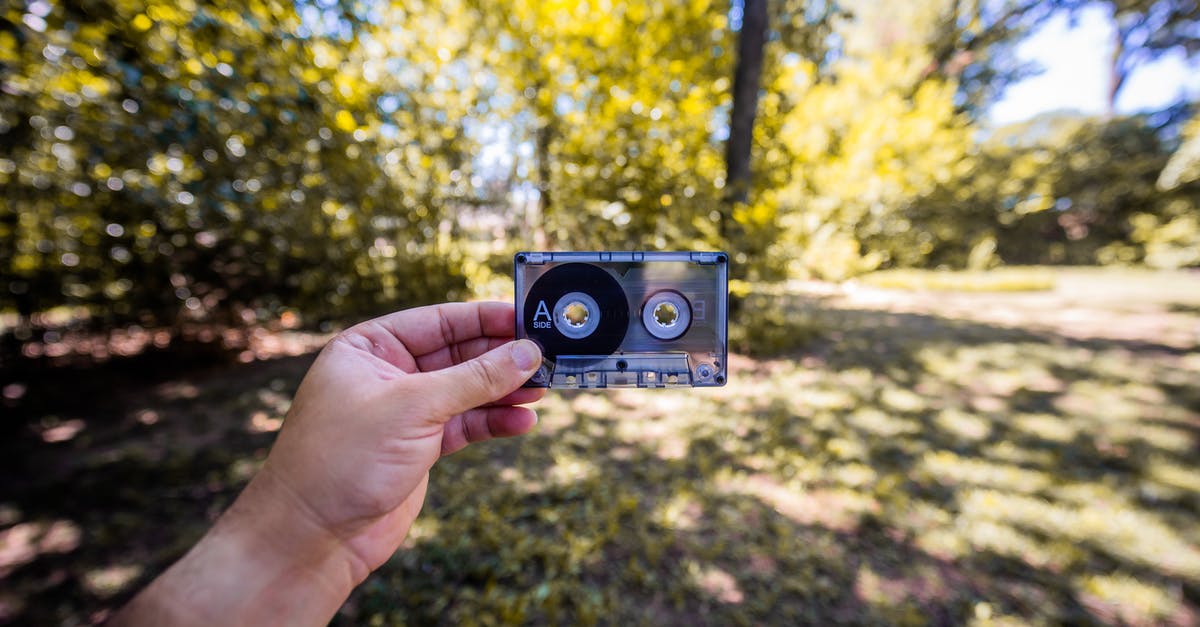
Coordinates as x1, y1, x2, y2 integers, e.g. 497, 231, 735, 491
515, 252, 728, 389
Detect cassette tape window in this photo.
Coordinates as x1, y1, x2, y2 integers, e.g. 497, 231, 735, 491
514, 251, 728, 389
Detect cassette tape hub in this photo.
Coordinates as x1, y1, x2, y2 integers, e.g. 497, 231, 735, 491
515, 251, 728, 388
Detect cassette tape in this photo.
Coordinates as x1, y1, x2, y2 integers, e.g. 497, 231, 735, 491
514, 251, 728, 388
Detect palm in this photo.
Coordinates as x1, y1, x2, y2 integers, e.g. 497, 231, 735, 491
266, 303, 544, 572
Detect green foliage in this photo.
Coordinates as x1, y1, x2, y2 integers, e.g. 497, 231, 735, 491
743, 1, 1200, 278
758, 1, 978, 280
469, 0, 739, 253
0, 0, 470, 327
1160, 115, 1200, 191
928, 111, 1200, 268
2, 0, 1199, 334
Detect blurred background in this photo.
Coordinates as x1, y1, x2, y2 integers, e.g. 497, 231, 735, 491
2, 0, 1199, 624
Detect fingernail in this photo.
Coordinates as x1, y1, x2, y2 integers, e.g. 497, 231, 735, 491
511, 339, 540, 372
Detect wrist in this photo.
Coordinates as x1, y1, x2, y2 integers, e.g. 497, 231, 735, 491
115, 466, 363, 626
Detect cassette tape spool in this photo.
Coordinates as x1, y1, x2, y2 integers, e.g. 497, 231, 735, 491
515, 251, 728, 388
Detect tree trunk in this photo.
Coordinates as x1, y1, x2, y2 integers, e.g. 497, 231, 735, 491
532, 83, 552, 249
1107, 20, 1125, 118
723, 0, 769, 237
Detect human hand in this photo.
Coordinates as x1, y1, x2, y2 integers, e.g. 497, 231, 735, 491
263, 301, 546, 575
114, 302, 544, 626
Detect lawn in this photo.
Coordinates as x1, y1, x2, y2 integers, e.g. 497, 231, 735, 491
2, 268, 1199, 625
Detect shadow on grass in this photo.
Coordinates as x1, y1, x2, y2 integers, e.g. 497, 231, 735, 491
2, 293, 1199, 625
345, 301, 1200, 625
0, 349, 315, 624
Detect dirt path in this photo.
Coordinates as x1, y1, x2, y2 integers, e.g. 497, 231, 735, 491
830, 268, 1200, 349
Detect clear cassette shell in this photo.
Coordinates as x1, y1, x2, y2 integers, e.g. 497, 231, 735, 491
514, 251, 728, 388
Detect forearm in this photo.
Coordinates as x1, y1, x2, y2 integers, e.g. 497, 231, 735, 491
112, 468, 362, 626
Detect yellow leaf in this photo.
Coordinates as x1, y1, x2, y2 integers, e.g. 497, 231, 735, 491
0, 31, 18, 64
335, 110, 357, 132
132, 14, 153, 32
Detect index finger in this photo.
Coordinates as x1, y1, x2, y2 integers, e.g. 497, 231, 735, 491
365, 301, 515, 358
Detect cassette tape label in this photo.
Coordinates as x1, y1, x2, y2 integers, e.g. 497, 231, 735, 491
514, 251, 728, 389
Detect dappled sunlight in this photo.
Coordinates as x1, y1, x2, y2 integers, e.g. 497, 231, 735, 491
1075, 573, 1192, 625
687, 561, 744, 604
227, 458, 263, 484
0, 520, 81, 577
546, 453, 600, 486
920, 450, 1054, 494
1055, 379, 1156, 422
959, 489, 1200, 579
1, 0, 1197, 624
5, 272, 1200, 623
1011, 413, 1077, 443
369, 277, 1200, 623
720, 474, 878, 532
982, 440, 1059, 467
652, 493, 704, 531
846, 407, 921, 438
1146, 457, 1200, 494
914, 514, 1060, 568
156, 381, 200, 401
399, 517, 440, 550
246, 411, 283, 434
38, 418, 86, 443
934, 408, 993, 442
398, 275, 1199, 622
1105, 422, 1195, 455
81, 564, 143, 599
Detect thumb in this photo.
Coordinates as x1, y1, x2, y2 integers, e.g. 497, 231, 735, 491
414, 339, 543, 418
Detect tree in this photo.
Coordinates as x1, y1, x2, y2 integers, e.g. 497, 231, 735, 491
468, 0, 739, 253
724, 0, 769, 214
0, 0, 476, 330
922, 0, 1055, 116
1057, 0, 1200, 114
758, 0, 978, 279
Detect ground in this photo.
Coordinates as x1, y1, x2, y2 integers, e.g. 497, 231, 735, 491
1, 268, 1199, 625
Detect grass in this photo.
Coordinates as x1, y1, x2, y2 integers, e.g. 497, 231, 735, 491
2, 267, 1199, 625
858, 267, 1057, 292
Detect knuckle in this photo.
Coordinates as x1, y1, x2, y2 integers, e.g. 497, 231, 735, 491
331, 328, 369, 353
460, 412, 474, 444
466, 355, 505, 394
